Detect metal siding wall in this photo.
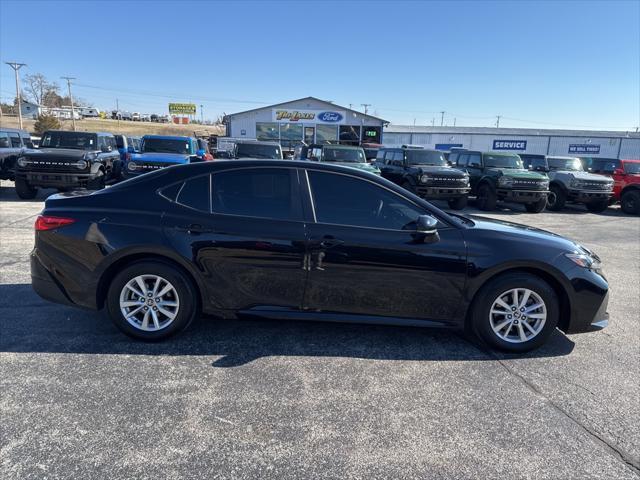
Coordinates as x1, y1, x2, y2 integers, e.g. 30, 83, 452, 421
619, 138, 640, 159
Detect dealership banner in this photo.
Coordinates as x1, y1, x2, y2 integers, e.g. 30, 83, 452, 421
272, 109, 346, 124
568, 144, 600, 154
169, 103, 197, 115
493, 139, 527, 151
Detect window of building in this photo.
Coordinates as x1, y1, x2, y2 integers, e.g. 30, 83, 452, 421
256, 123, 279, 141
316, 125, 338, 144
339, 125, 361, 145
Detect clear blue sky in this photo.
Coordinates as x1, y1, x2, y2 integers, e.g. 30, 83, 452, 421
1, 0, 639, 130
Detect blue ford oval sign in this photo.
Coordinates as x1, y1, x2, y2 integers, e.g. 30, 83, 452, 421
318, 111, 343, 123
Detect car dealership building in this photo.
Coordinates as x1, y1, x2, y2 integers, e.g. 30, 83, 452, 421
383, 126, 640, 159
223, 97, 388, 150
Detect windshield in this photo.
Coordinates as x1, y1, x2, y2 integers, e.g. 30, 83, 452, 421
548, 157, 583, 171
236, 143, 282, 159
624, 162, 640, 174
405, 149, 447, 166
484, 154, 523, 169
40, 131, 97, 150
322, 147, 366, 163
143, 138, 192, 154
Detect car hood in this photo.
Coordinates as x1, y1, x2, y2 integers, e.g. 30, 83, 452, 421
24, 148, 91, 159
468, 214, 578, 251
130, 152, 191, 164
415, 165, 467, 177
553, 170, 613, 182
488, 168, 547, 180
333, 162, 381, 175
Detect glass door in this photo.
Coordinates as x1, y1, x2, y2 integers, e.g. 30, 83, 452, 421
304, 126, 315, 145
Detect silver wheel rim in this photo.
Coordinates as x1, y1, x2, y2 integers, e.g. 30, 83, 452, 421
489, 288, 547, 343
119, 275, 179, 332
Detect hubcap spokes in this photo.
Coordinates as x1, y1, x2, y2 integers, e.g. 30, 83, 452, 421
489, 288, 546, 343
119, 275, 179, 332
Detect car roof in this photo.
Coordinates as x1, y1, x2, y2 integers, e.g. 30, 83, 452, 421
322, 144, 362, 149
483, 151, 519, 156
546, 156, 578, 160
143, 134, 194, 140
236, 140, 280, 146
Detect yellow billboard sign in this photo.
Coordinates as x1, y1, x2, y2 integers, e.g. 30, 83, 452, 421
168, 103, 197, 115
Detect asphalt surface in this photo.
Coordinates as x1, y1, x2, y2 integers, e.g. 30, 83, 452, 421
1, 180, 639, 479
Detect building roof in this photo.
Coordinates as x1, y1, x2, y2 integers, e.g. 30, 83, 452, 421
385, 125, 640, 139
224, 96, 388, 123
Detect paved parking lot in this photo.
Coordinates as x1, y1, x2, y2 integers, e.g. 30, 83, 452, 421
1, 179, 639, 479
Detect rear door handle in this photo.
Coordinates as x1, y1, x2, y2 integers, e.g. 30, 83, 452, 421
312, 236, 344, 249
177, 224, 212, 234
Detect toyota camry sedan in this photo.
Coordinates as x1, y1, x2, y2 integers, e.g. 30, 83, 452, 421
31, 160, 609, 352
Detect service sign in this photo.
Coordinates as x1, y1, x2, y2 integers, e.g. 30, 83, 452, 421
493, 139, 527, 151
568, 144, 600, 154
272, 109, 345, 124
169, 103, 197, 115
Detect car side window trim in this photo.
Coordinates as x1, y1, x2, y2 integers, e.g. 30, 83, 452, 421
303, 168, 454, 231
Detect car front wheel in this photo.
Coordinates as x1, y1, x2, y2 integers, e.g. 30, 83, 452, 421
448, 195, 468, 210
476, 184, 497, 211
620, 190, 640, 215
525, 197, 547, 213
106, 261, 198, 340
471, 273, 559, 352
585, 199, 609, 213
15, 177, 37, 199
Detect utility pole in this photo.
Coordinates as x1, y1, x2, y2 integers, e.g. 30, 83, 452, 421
116, 98, 120, 128
361, 104, 371, 115
440, 111, 445, 127
200, 104, 204, 123
431, 118, 435, 126
5, 62, 27, 129
349, 104, 353, 110
61, 77, 76, 131
495, 115, 501, 128
453, 118, 457, 127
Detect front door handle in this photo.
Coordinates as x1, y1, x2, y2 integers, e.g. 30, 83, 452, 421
312, 236, 344, 249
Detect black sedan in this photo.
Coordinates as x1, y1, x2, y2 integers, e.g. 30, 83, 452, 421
30, 160, 609, 352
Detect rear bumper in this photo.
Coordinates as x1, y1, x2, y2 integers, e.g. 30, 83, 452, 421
415, 186, 470, 199
31, 251, 74, 306
497, 189, 549, 203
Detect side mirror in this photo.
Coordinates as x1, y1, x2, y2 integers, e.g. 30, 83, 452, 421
414, 215, 439, 243
614, 168, 625, 175
101, 145, 112, 153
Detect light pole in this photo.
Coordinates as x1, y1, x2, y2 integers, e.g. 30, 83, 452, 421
5, 62, 27, 129
61, 77, 77, 131
200, 104, 204, 123
440, 111, 445, 126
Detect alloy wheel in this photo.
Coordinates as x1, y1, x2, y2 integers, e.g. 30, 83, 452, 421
119, 274, 180, 331
489, 288, 547, 343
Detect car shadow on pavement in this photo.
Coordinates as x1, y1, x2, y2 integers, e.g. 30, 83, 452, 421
0, 284, 576, 366
0, 185, 58, 202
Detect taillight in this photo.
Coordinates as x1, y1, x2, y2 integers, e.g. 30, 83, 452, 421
35, 215, 76, 231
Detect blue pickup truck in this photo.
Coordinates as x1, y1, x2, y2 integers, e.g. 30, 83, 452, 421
123, 135, 209, 178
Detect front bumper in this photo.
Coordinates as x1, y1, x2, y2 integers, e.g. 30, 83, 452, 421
497, 189, 549, 203
415, 186, 470, 199
17, 170, 97, 188
568, 189, 612, 203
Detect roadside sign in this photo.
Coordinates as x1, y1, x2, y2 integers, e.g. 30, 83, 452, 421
568, 144, 600, 154
169, 103, 197, 115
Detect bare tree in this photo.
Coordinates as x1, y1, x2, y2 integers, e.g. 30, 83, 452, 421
22, 73, 59, 106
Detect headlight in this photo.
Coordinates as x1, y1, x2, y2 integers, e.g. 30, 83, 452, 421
76, 160, 88, 170
420, 175, 429, 184
17, 157, 29, 167
539, 180, 549, 189
127, 161, 138, 171
498, 176, 514, 187
565, 248, 602, 270
570, 179, 584, 188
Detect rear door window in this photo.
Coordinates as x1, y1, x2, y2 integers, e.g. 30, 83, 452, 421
176, 175, 210, 212
8, 133, 21, 147
212, 168, 302, 221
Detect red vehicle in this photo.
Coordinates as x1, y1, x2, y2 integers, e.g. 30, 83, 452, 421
581, 157, 640, 214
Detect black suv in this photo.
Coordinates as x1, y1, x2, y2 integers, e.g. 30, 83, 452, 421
0, 127, 34, 181
14, 130, 120, 199
451, 150, 549, 212
374, 146, 470, 209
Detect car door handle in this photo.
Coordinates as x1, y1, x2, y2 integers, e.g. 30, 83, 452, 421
177, 224, 212, 234
312, 236, 344, 249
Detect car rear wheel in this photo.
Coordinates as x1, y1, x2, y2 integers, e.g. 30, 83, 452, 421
15, 177, 37, 199
476, 184, 497, 211
525, 197, 547, 213
471, 273, 559, 352
546, 185, 566, 211
106, 261, 198, 340
585, 199, 609, 213
448, 196, 468, 210
620, 190, 640, 215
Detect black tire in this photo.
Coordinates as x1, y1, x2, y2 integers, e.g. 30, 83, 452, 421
401, 180, 415, 194
476, 184, 497, 211
88, 169, 106, 190
620, 190, 640, 215
106, 261, 198, 341
448, 195, 468, 210
585, 199, 609, 213
525, 197, 547, 213
471, 273, 559, 353
546, 184, 566, 211
15, 177, 37, 199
